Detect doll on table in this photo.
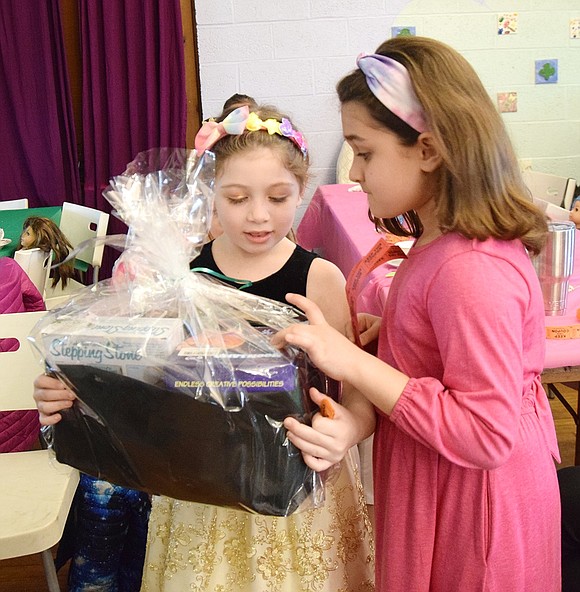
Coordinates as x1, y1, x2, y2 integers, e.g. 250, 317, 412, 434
17, 216, 78, 289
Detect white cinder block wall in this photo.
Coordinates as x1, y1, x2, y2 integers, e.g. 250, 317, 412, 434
195, 0, 580, 218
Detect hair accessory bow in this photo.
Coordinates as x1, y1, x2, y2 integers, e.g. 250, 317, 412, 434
356, 53, 428, 133
195, 105, 308, 158
195, 106, 250, 154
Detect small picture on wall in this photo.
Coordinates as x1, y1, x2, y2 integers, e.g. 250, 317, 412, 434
391, 26, 416, 37
571, 18, 580, 39
497, 92, 517, 113
497, 13, 518, 35
535, 59, 558, 84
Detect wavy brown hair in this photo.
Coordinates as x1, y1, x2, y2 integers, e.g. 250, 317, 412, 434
337, 36, 547, 255
17, 216, 77, 288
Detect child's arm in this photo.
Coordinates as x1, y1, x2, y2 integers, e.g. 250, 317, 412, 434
33, 373, 76, 425
286, 252, 546, 471
305, 257, 350, 333
296, 257, 377, 469
273, 292, 409, 415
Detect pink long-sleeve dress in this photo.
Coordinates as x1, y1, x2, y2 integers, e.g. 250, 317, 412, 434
373, 233, 560, 592
0, 257, 45, 452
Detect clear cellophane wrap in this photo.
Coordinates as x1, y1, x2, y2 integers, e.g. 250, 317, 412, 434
30, 148, 339, 516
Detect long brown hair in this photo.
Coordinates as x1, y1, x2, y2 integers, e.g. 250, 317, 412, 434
337, 36, 547, 255
18, 216, 77, 288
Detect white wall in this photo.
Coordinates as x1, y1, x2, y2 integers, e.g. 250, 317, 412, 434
195, 0, 580, 217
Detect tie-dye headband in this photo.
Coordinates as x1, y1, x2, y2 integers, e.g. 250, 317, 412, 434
195, 105, 308, 158
356, 53, 428, 133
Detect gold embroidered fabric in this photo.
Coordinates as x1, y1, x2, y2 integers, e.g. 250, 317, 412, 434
141, 450, 375, 592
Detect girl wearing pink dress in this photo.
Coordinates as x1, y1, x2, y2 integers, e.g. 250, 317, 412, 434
276, 36, 560, 592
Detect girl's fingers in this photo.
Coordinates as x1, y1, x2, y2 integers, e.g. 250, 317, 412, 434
34, 389, 74, 404
307, 386, 325, 404
284, 429, 338, 471
33, 372, 76, 426
284, 293, 326, 325
300, 453, 336, 472
33, 374, 71, 394
283, 416, 325, 443
283, 416, 330, 452
36, 398, 73, 415
38, 411, 64, 426
36, 397, 73, 426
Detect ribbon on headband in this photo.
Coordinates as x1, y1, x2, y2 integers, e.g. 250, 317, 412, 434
356, 53, 428, 133
195, 105, 308, 158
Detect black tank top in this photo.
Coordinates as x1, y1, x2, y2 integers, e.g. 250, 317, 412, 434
190, 242, 319, 302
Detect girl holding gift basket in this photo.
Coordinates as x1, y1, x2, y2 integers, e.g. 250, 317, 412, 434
34, 103, 375, 591
274, 36, 561, 591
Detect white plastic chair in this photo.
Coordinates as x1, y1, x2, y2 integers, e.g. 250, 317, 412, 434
0, 310, 79, 592
58, 202, 109, 284
522, 170, 577, 210
0, 198, 29, 210
13, 248, 53, 296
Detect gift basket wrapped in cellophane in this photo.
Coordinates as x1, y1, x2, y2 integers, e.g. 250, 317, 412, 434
30, 148, 339, 516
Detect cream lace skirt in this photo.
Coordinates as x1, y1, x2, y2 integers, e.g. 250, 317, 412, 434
141, 450, 375, 592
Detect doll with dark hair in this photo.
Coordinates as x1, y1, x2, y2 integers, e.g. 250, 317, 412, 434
17, 216, 78, 288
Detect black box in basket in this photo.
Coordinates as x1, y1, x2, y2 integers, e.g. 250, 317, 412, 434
51, 326, 339, 516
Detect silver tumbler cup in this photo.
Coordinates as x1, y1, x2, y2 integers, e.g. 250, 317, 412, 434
532, 221, 576, 316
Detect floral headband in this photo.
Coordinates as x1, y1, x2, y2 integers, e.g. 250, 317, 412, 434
356, 53, 428, 133
195, 105, 308, 158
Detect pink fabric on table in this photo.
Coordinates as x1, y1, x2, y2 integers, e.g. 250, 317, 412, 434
297, 184, 393, 316
297, 184, 378, 276
297, 184, 580, 371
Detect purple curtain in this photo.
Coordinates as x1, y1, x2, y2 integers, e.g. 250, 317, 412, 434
79, 0, 187, 278
0, 0, 81, 207
80, 0, 186, 209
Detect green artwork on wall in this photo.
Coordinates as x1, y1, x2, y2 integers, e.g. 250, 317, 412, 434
535, 59, 558, 84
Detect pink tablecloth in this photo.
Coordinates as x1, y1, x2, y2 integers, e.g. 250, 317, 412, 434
297, 184, 580, 370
